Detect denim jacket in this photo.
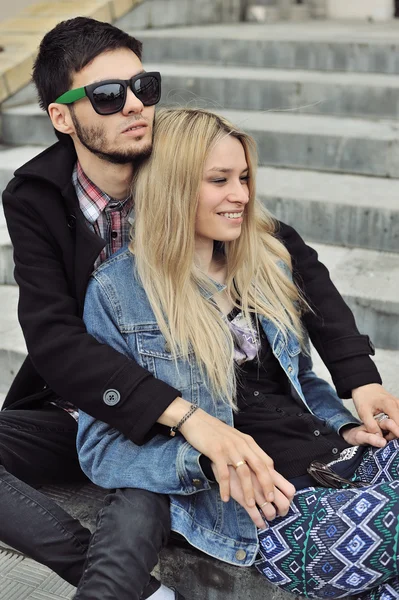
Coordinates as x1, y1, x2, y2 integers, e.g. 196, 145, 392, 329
78, 248, 359, 567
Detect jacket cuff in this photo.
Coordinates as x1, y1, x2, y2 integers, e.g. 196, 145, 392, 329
322, 334, 376, 363
177, 444, 212, 493
331, 356, 382, 399
126, 377, 181, 445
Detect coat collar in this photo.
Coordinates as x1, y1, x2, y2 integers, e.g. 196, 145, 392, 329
14, 139, 77, 194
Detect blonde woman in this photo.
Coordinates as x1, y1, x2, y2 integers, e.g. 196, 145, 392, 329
78, 109, 399, 600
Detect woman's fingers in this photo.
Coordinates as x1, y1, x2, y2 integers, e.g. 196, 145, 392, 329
212, 461, 231, 503
232, 460, 256, 507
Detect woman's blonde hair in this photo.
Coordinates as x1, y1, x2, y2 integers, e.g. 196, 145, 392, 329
130, 108, 306, 406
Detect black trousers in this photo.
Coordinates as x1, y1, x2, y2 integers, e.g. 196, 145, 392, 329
0, 405, 170, 599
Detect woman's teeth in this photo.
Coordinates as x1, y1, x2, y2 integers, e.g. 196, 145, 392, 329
218, 212, 243, 219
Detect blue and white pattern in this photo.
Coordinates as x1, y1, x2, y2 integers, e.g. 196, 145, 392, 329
256, 439, 399, 599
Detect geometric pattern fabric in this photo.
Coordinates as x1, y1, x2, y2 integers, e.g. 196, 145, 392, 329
256, 439, 399, 599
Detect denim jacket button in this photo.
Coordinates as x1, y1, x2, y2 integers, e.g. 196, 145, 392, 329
103, 389, 121, 406
235, 550, 247, 561
164, 341, 171, 353
287, 365, 293, 373
192, 479, 202, 488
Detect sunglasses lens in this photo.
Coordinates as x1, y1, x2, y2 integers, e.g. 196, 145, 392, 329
132, 75, 160, 106
92, 83, 125, 115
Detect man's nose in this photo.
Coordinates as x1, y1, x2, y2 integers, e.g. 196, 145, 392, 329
122, 87, 144, 115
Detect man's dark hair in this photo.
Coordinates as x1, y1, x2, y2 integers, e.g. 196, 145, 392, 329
32, 16, 142, 111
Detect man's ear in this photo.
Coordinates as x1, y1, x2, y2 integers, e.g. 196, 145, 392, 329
48, 103, 75, 135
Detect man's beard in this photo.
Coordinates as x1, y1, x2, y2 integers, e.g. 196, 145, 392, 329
70, 108, 152, 165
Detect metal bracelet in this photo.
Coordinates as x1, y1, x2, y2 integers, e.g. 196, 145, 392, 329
169, 404, 199, 437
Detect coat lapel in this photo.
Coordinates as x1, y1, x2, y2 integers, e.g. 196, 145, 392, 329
61, 180, 105, 313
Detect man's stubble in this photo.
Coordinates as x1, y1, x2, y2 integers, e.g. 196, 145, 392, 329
70, 107, 152, 165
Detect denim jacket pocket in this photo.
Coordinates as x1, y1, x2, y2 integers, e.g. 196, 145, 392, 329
136, 329, 199, 391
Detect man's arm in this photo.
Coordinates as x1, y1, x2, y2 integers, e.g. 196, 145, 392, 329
3, 187, 180, 445
276, 221, 381, 398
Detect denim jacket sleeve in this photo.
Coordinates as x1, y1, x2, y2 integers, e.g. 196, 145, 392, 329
79, 276, 211, 495
298, 353, 361, 433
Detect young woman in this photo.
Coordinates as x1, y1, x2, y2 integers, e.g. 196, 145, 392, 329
78, 108, 399, 600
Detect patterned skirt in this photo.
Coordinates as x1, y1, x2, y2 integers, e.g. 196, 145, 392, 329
256, 439, 399, 599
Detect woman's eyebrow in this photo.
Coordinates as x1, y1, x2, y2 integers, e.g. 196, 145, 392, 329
207, 167, 249, 173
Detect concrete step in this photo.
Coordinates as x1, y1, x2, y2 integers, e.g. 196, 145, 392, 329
0, 205, 14, 285
5, 105, 399, 180
0, 145, 45, 196
313, 243, 399, 351
312, 347, 399, 417
147, 63, 399, 120
257, 166, 399, 254
0, 285, 25, 393
0, 238, 397, 394
138, 21, 399, 74
220, 109, 399, 178
1, 105, 57, 147
0, 159, 397, 275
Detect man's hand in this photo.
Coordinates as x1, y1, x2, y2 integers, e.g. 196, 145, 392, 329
211, 464, 295, 528
352, 384, 399, 440
341, 421, 399, 447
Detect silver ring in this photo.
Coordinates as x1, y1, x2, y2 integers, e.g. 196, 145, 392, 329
375, 413, 389, 423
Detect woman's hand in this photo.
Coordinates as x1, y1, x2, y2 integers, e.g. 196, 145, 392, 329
211, 464, 296, 529
342, 419, 399, 447
179, 406, 280, 508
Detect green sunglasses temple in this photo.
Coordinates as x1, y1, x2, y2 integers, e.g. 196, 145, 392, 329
56, 87, 87, 104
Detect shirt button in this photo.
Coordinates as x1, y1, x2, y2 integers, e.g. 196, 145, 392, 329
192, 479, 202, 488
103, 389, 121, 406
313, 430, 320, 437
297, 413, 303, 417
253, 391, 259, 397
235, 550, 247, 561
332, 448, 339, 455
111, 231, 118, 239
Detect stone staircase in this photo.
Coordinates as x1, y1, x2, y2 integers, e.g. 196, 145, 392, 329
0, 17, 398, 600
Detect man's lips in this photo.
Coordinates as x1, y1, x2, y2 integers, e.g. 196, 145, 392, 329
122, 121, 148, 134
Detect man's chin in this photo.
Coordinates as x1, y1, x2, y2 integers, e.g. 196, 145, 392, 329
96, 142, 153, 165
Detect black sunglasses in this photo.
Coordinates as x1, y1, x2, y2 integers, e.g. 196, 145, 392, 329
55, 71, 162, 115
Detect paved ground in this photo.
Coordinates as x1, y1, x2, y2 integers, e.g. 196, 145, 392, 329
0, 551, 75, 600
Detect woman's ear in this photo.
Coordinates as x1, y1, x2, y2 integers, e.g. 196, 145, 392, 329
48, 103, 75, 136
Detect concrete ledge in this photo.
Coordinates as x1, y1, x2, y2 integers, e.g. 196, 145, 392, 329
0, 0, 143, 104
138, 22, 399, 74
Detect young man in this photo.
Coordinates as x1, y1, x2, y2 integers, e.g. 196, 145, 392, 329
1, 15, 397, 600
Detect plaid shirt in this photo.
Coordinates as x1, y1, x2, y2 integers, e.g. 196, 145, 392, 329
73, 161, 133, 269
54, 162, 133, 421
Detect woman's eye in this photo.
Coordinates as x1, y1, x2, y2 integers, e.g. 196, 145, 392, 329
211, 179, 226, 184
240, 176, 250, 182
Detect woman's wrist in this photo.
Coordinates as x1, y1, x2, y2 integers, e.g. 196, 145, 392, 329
157, 396, 193, 427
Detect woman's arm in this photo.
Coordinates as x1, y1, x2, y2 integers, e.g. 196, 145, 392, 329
297, 353, 360, 433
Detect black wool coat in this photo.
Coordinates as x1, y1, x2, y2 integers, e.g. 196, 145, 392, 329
2, 141, 380, 445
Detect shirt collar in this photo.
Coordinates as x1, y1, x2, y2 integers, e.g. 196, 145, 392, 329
74, 161, 131, 224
